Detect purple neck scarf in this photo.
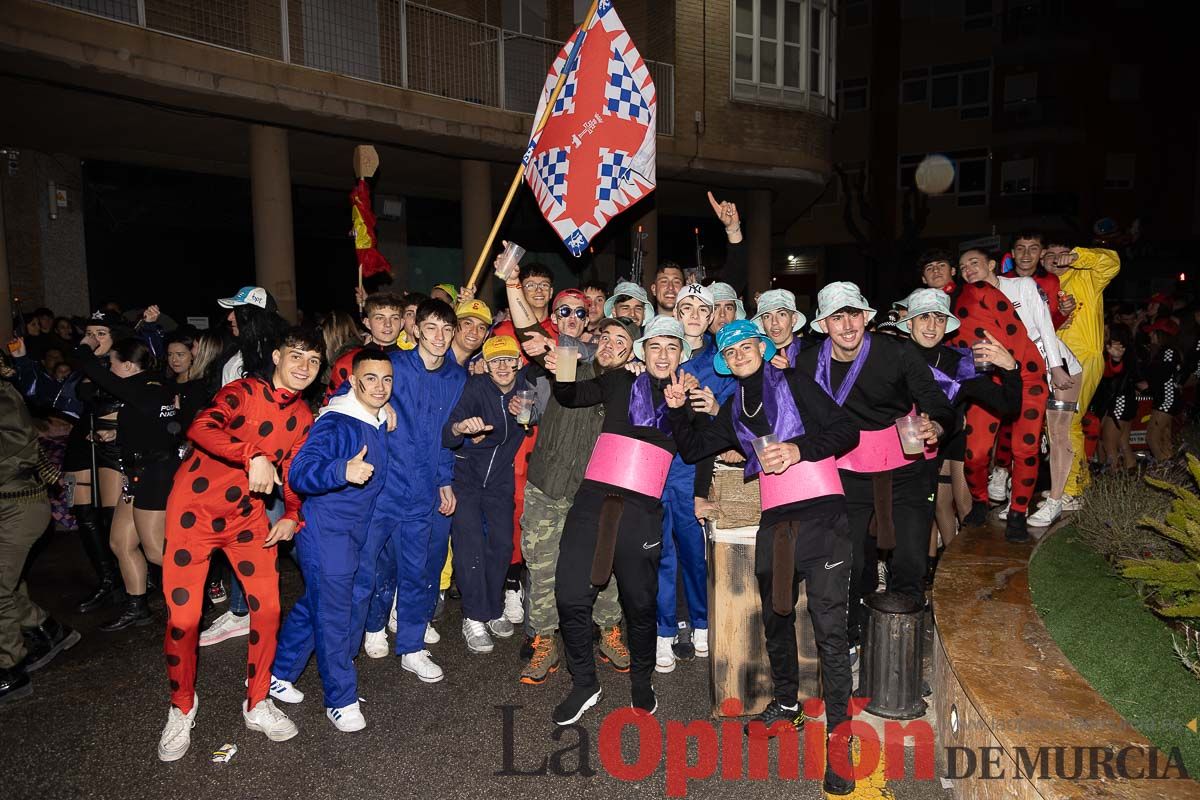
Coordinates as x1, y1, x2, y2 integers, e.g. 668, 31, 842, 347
815, 332, 872, 407
928, 346, 977, 402
628, 372, 671, 434
732, 366, 805, 477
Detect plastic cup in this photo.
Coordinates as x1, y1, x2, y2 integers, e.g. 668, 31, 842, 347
555, 345, 579, 382
751, 433, 779, 469
495, 241, 526, 282
515, 389, 535, 426
895, 415, 926, 456
973, 339, 994, 373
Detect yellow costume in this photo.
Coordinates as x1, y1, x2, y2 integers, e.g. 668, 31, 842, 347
1058, 247, 1120, 495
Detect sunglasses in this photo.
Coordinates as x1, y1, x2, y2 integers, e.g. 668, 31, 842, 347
556, 306, 588, 320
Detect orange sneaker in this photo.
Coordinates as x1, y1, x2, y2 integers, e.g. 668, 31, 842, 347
598, 625, 630, 672
519, 634, 560, 685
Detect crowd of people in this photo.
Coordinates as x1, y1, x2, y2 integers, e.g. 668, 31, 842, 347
5, 188, 1197, 794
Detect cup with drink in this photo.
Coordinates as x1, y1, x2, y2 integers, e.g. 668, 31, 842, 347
895, 414, 926, 456
495, 241, 526, 282
972, 339, 994, 373
751, 433, 780, 472
555, 345, 579, 382
514, 389, 536, 428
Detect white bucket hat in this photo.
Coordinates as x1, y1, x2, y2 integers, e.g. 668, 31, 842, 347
633, 315, 691, 363
810, 281, 877, 333
753, 289, 807, 333
708, 282, 746, 320
604, 281, 656, 323
896, 288, 961, 334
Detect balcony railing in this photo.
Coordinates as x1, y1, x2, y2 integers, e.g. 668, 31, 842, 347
42, 0, 675, 135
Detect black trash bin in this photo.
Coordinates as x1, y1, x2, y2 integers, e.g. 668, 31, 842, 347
853, 591, 927, 719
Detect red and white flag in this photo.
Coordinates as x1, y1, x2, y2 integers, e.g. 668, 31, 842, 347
522, 0, 656, 256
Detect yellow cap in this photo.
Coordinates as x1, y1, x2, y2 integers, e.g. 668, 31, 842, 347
482, 335, 519, 361
456, 299, 493, 325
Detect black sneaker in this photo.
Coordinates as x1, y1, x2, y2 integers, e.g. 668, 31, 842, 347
631, 684, 657, 715
744, 700, 804, 736
20, 618, 82, 672
963, 500, 989, 527
552, 685, 602, 726
672, 622, 696, 661
519, 633, 535, 661
0, 665, 32, 707
824, 760, 855, 795
1005, 511, 1031, 543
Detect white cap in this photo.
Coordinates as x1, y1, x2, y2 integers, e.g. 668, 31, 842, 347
675, 283, 715, 309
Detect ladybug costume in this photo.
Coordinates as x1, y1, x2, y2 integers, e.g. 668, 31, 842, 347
162, 377, 312, 715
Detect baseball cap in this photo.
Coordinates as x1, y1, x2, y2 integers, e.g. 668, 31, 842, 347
457, 299, 493, 326
482, 335, 520, 361
552, 289, 587, 309
218, 286, 278, 313
676, 283, 715, 309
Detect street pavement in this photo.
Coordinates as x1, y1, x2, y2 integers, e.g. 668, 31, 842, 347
0, 532, 954, 800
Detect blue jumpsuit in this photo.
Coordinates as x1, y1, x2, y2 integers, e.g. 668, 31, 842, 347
656, 334, 735, 637
351, 348, 465, 656
272, 393, 390, 708
443, 373, 532, 623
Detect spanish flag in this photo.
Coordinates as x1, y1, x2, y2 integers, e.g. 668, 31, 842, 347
350, 179, 392, 278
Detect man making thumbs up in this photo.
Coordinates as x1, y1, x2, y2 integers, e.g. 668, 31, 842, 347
271, 348, 393, 733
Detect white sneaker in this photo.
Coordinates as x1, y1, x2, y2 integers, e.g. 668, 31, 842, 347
1027, 497, 1063, 527
487, 617, 515, 638
363, 629, 389, 659
242, 698, 299, 742
388, 597, 397, 634
401, 649, 444, 683
988, 467, 1010, 502
462, 619, 494, 653
157, 695, 197, 762
694, 627, 709, 658
424, 624, 441, 645
269, 675, 304, 704
655, 636, 676, 673
997, 502, 1011, 521
1060, 494, 1084, 512
875, 561, 888, 593
326, 701, 367, 732
503, 589, 524, 624
198, 611, 250, 647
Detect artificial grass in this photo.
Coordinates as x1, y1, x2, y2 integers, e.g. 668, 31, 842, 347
1029, 529, 1200, 776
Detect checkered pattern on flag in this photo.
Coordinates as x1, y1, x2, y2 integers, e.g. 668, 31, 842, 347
522, 0, 656, 256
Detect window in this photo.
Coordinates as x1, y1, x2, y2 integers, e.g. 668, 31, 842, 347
844, 0, 870, 27
1105, 153, 1135, 189
963, 0, 994, 30
927, 61, 991, 118
731, 0, 837, 110
503, 0, 547, 37
899, 150, 990, 207
901, 68, 929, 103
839, 77, 869, 111
1000, 158, 1036, 194
1003, 72, 1037, 106
1109, 64, 1141, 102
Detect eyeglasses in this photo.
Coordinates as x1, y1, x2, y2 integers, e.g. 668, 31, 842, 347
488, 357, 519, 368
523, 281, 552, 292
556, 306, 588, 320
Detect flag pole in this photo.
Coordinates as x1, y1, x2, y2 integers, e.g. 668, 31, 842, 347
465, 0, 601, 293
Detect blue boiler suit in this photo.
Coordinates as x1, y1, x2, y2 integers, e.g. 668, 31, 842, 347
657, 334, 735, 637
350, 348, 465, 656
272, 393, 390, 708
443, 373, 533, 623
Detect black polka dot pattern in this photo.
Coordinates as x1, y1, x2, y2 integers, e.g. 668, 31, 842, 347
170, 627, 186, 641
188, 458, 201, 473
286, 415, 298, 431
180, 512, 196, 529
238, 561, 255, 577
248, 663, 257, 678
248, 595, 261, 612
230, 415, 246, 429
237, 530, 254, 543
169, 679, 180, 691
249, 630, 260, 645
166, 654, 180, 667
171, 588, 189, 606
258, 421, 273, 437
192, 477, 208, 493
173, 549, 191, 567
225, 486, 242, 502
212, 518, 226, 532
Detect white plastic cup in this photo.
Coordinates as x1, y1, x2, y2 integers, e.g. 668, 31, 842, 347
495, 241, 526, 282
895, 415, 926, 455
515, 389, 535, 425
751, 433, 780, 469
973, 338, 994, 373
555, 345, 579, 382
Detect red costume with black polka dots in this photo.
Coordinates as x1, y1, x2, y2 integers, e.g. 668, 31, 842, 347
162, 376, 312, 715
949, 282, 1046, 514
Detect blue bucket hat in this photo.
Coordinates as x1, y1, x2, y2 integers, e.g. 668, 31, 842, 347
713, 319, 777, 375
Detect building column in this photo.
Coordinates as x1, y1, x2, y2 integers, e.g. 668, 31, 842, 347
249, 125, 297, 322
634, 200, 657, 291
460, 160, 492, 287
748, 188, 772, 299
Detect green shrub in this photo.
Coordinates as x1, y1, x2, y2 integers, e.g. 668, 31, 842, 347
1121, 454, 1200, 621
1074, 469, 1179, 563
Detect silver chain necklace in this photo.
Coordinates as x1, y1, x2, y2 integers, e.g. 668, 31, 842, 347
741, 387, 763, 418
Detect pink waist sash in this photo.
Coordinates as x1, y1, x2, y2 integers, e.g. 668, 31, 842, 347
836, 426, 933, 473
759, 457, 844, 510
584, 433, 672, 498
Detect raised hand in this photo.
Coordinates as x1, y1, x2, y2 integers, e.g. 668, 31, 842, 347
707, 191, 741, 242
345, 444, 374, 485
688, 386, 719, 416
142, 304, 161, 323
663, 369, 688, 408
